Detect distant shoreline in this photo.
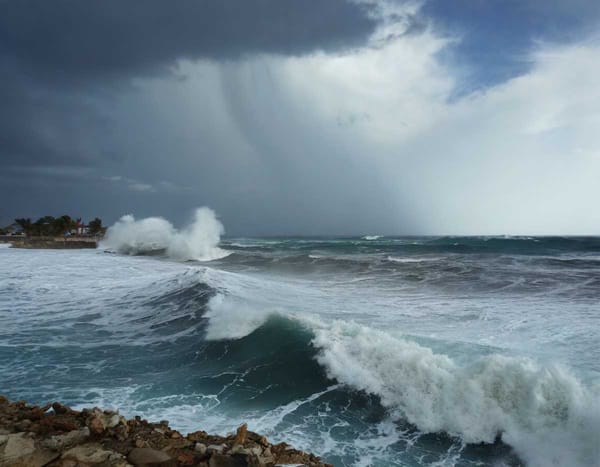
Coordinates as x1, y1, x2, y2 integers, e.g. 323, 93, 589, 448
0, 235, 99, 249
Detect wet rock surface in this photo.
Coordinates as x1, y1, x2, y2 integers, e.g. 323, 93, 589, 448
0, 396, 332, 467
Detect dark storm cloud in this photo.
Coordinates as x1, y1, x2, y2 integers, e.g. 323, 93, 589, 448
0, 0, 377, 81
0, 0, 378, 170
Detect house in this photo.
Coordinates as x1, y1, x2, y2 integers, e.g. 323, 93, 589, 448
5, 223, 24, 235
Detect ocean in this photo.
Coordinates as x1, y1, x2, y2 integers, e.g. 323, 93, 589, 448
1, 230, 599, 466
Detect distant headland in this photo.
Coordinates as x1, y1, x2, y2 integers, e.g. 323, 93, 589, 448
0, 215, 105, 249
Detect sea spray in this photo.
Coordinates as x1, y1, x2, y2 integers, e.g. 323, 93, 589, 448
100, 207, 229, 261
312, 320, 600, 467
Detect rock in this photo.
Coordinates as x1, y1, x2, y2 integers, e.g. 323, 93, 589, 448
51, 402, 71, 415
86, 409, 124, 435
234, 424, 247, 446
195, 443, 207, 454
1, 432, 34, 459
249, 446, 263, 457
61, 443, 120, 464
14, 418, 31, 431
229, 445, 251, 455
88, 416, 105, 434
0, 397, 331, 467
207, 444, 227, 454
187, 430, 208, 442
42, 427, 90, 450
177, 451, 196, 465
209, 453, 248, 467
127, 447, 173, 466
0, 433, 58, 467
39, 416, 79, 433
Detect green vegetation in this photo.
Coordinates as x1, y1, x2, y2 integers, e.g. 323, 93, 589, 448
9, 216, 104, 236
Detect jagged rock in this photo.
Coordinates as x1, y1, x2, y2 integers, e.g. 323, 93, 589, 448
86, 408, 125, 436
195, 443, 207, 454
187, 430, 208, 442
207, 444, 227, 454
0, 397, 332, 467
176, 451, 195, 465
42, 427, 90, 450
128, 447, 173, 466
14, 418, 31, 431
0, 433, 59, 467
62, 443, 121, 464
229, 445, 251, 455
1, 432, 34, 459
89, 416, 105, 434
234, 424, 247, 446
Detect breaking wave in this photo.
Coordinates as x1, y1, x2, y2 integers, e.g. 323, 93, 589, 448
100, 207, 230, 261
200, 286, 600, 467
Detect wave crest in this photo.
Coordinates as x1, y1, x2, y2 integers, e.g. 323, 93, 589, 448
312, 320, 600, 467
100, 207, 230, 261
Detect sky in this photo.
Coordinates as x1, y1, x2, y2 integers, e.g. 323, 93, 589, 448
1, 0, 600, 235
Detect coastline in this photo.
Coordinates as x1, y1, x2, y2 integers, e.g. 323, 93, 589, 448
0, 396, 331, 467
0, 236, 98, 249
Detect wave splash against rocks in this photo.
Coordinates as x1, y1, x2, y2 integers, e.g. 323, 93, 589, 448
0, 396, 331, 467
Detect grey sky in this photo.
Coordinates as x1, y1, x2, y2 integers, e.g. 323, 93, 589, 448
1, 0, 599, 235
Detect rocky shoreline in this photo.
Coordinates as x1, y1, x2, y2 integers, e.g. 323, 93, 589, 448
0, 396, 332, 467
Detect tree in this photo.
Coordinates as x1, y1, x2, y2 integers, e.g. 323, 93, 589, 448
88, 217, 103, 235
14, 218, 32, 235
54, 215, 75, 235
33, 216, 56, 236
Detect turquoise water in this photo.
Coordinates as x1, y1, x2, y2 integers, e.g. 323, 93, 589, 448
1, 237, 599, 466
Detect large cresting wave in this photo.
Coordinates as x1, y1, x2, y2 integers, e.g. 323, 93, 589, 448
200, 285, 600, 467
100, 207, 229, 261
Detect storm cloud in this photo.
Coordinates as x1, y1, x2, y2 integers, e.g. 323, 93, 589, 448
1, 0, 599, 234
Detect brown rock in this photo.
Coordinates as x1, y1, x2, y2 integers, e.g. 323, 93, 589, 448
62, 443, 120, 464
234, 424, 247, 446
177, 452, 196, 465
39, 416, 79, 433
51, 402, 70, 415
194, 443, 207, 454
209, 453, 248, 467
28, 407, 45, 421
127, 447, 173, 466
88, 416, 105, 435
0, 433, 34, 464
42, 427, 90, 450
187, 430, 208, 442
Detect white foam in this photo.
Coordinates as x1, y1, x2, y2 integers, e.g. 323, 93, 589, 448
204, 293, 271, 340
387, 255, 442, 263
312, 320, 600, 467
100, 207, 230, 261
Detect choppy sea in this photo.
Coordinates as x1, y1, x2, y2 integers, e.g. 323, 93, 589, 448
1, 235, 599, 466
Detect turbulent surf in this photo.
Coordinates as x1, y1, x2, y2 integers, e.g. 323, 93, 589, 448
1, 214, 599, 466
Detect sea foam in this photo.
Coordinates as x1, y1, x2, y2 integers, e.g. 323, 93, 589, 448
313, 320, 600, 467
100, 207, 229, 261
